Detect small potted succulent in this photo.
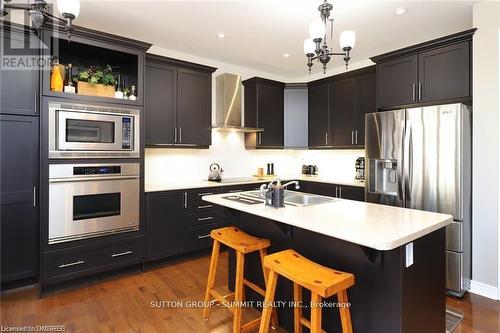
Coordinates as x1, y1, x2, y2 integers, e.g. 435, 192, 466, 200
73, 65, 116, 98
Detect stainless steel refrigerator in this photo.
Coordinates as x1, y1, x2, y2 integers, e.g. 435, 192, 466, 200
365, 104, 471, 297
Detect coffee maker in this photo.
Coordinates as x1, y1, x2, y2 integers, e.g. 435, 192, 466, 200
355, 157, 365, 181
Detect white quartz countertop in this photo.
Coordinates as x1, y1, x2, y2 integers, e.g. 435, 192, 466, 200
145, 175, 365, 192
202, 192, 452, 251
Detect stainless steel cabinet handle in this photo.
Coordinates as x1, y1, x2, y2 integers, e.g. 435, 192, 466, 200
184, 192, 187, 208
174, 127, 177, 143
34, 92, 37, 114
259, 133, 262, 145
418, 82, 422, 101
325, 132, 328, 145
59, 260, 85, 268
198, 217, 214, 221
33, 186, 36, 207
179, 127, 182, 143
355, 130, 358, 145
229, 189, 243, 193
412, 83, 416, 102
339, 187, 342, 198
335, 187, 338, 198
198, 192, 214, 196
198, 205, 213, 209
198, 234, 211, 239
351, 130, 354, 145
111, 250, 133, 258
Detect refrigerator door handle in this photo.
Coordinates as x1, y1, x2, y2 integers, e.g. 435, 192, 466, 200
403, 120, 413, 204
398, 119, 406, 202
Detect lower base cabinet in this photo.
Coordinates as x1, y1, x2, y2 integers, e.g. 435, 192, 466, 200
146, 191, 187, 261
41, 236, 143, 286
308, 181, 365, 201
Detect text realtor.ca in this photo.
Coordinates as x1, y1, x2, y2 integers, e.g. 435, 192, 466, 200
150, 300, 352, 309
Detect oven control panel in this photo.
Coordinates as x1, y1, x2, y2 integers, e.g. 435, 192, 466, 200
73, 166, 122, 175
122, 117, 132, 150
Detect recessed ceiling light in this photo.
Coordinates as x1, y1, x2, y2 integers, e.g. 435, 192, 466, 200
216, 33, 226, 39
395, 8, 407, 15
283, 53, 290, 58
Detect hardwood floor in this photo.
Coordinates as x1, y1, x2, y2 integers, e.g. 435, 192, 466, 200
1, 251, 499, 333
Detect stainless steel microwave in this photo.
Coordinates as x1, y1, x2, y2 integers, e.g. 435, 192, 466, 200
48, 102, 140, 159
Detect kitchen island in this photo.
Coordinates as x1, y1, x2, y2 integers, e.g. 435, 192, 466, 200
203, 192, 452, 333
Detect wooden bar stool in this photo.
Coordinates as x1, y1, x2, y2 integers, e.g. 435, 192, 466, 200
259, 249, 355, 333
203, 226, 278, 333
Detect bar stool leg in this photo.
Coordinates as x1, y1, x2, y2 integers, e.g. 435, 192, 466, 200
337, 290, 353, 333
233, 251, 245, 333
258, 270, 278, 333
203, 239, 220, 320
259, 249, 279, 330
293, 283, 303, 333
310, 293, 322, 333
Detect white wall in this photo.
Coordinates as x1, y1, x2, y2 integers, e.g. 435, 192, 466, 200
471, 1, 500, 299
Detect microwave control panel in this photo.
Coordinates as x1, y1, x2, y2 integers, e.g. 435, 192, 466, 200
122, 117, 132, 150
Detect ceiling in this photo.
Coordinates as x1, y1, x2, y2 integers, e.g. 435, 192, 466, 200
72, 0, 474, 79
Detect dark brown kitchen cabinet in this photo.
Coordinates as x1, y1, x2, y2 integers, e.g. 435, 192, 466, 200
355, 71, 376, 145
308, 80, 330, 147
145, 54, 216, 148
308, 181, 364, 202
0, 26, 40, 116
418, 41, 470, 103
177, 68, 212, 146
1, 115, 38, 283
145, 61, 176, 145
308, 66, 375, 148
146, 191, 187, 261
372, 29, 475, 110
376, 55, 418, 109
243, 77, 285, 149
330, 77, 356, 146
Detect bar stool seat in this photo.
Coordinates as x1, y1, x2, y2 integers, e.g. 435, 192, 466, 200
203, 226, 278, 333
259, 249, 355, 333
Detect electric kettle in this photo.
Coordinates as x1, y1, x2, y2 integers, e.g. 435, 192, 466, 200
208, 163, 223, 182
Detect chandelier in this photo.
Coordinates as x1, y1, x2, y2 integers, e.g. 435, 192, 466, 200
1, 0, 80, 38
303, 0, 356, 74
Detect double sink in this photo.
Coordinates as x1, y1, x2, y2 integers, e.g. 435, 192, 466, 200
240, 190, 336, 206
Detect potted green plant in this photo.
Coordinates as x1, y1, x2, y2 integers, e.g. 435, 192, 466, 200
73, 65, 117, 98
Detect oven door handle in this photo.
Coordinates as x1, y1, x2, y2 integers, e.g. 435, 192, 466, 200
49, 175, 139, 183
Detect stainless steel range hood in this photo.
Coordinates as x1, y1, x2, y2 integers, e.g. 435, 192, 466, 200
213, 73, 263, 133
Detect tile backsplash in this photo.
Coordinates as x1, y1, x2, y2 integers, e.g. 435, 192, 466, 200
145, 131, 364, 184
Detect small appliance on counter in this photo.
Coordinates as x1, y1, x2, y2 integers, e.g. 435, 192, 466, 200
302, 165, 318, 176
208, 163, 224, 182
355, 157, 365, 181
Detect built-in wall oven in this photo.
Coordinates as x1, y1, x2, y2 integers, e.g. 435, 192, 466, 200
48, 163, 140, 244
48, 102, 140, 159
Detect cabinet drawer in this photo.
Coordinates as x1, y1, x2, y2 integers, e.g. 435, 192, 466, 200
188, 212, 221, 226
42, 237, 142, 284
100, 239, 142, 266
187, 187, 221, 203
220, 183, 263, 194
187, 223, 225, 251
187, 202, 220, 215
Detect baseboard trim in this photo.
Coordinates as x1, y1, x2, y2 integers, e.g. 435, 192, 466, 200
469, 280, 499, 300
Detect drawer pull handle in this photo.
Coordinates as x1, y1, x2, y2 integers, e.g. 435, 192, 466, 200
198, 204, 213, 209
229, 190, 243, 193
198, 234, 211, 239
59, 260, 85, 268
198, 192, 214, 196
111, 250, 133, 258
198, 217, 214, 221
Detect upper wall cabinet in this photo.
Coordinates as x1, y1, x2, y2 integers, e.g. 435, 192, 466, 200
40, 23, 151, 106
243, 77, 285, 149
145, 54, 216, 148
0, 25, 40, 116
371, 29, 475, 110
308, 66, 376, 149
